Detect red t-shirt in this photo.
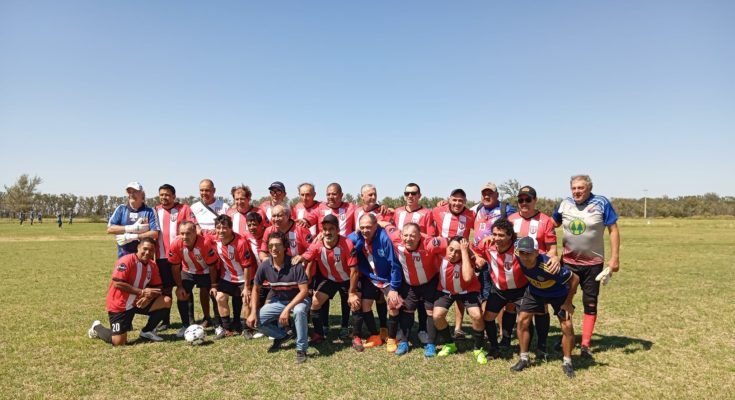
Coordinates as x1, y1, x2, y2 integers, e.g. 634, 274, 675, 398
168, 235, 218, 275
432, 205, 475, 239
302, 236, 357, 283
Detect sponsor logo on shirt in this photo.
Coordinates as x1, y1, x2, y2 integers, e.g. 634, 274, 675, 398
116, 264, 127, 272
570, 219, 586, 235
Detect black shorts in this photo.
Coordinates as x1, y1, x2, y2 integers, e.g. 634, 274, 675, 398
182, 271, 211, 291
359, 276, 392, 301
565, 263, 603, 300
434, 291, 481, 310
518, 287, 567, 315
403, 275, 439, 312
217, 279, 244, 297
485, 286, 526, 314
108, 305, 152, 335
316, 279, 351, 299
156, 258, 175, 289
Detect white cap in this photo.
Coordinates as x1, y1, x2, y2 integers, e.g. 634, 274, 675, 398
126, 181, 143, 192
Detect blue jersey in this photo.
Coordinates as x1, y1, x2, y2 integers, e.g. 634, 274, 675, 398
348, 227, 403, 291
109, 203, 159, 258
517, 253, 572, 298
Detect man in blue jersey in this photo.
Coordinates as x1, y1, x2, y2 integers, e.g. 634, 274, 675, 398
512, 236, 579, 378
347, 213, 404, 353
107, 182, 159, 259
553, 174, 620, 360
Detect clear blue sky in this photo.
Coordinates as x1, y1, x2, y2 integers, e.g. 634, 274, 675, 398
1, 1, 733, 201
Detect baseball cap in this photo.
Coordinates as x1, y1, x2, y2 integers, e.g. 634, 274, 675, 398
518, 186, 537, 199
322, 214, 339, 227
449, 188, 467, 198
268, 181, 286, 192
481, 182, 497, 192
126, 182, 143, 192
516, 237, 538, 253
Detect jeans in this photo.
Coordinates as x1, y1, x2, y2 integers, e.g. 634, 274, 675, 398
257, 298, 311, 352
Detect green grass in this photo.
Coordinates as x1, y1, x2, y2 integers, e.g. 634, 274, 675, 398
0, 219, 733, 399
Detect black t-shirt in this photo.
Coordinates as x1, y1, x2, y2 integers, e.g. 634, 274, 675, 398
255, 255, 307, 302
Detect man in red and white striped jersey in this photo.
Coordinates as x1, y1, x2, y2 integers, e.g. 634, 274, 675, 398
508, 185, 560, 357
292, 182, 321, 235
167, 221, 219, 337
258, 205, 312, 262
316, 183, 357, 236
154, 183, 194, 330
227, 184, 267, 235
211, 214, 256, 339
393, 183, 435, 235
354, 184, 394, 228
292, 214, 358, 343
87, 238, 172, 346
259, 181, 289, 225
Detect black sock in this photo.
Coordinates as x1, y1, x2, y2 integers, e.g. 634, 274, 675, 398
177, 300, 190, 326
340, 291, 350, 328
221, 315, 232, 331
472, 328, 485, 350
312, 308, 324, 336
485, 320, 498, 349
417, 304, 427, 332
437, 326, 453, 345
142, 309, 167, 332
501, 312, 516, 340
387, 315, 399, 339
399, 312, 414, 341
377, 301, 388, 328
210, 292, 221, 326
187, 295, 195, 324
94, 324, 113, 344
535, 313, 550, 350
162, 306, 171, 326
231, 296, 243, 331
352, 311, 364, 338
363, 311, 378, 335
426, 316, 437, 343
319, 305, 330, 333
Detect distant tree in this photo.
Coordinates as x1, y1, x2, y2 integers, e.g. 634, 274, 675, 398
498, 179, 520, 201
343, 193, 356, 204
4, 174, 43, 213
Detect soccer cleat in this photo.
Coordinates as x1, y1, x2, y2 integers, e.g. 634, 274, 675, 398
473, 349, 489, 365
252, 332, 264, 339
88, 320, 101, 339
214, 328, 233, 340
339, 327, 352, 340
379, 327, 389, 341
386, 338, 398, 353
176, 327, 187, 338
562, 363, 575, 378
453, 329, 466, 340
156, 323, 170, 332
437, 342, 457, 357
510, 358, 530, 372
580, 345, 594, 360
140, 330, 164, 342
268, 337, 284, 353
424, 343, 437, 358
395, 341, 409, 356
352, 337, 365, 352
487, 346, 501, 360
295, 350, 308, 363
200, 318, 213, 328
309, 332, 325, 345
417, 330, 430, 344
364, 335, 383, 348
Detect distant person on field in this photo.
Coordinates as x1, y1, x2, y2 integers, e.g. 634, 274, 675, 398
57, 213, 62, 228
107, 182, 159, 259
68, 213, 73, 224
19, 211, 25, 225
37, 212, 42, 223
30, 210, 35, 225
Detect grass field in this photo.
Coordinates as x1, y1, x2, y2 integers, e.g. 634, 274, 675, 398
1, 219, 733, 399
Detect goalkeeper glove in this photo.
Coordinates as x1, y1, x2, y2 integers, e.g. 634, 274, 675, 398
116, 233, 139, 245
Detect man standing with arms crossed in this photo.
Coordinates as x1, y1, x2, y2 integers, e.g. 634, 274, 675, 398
107, 182, 159, 259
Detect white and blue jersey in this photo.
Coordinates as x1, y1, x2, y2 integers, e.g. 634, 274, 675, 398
552, 193, 618, 266
108, 203, 159, 258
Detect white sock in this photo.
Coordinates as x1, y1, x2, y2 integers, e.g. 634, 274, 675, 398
520, 352, 529, 361
563, 356, 572, 365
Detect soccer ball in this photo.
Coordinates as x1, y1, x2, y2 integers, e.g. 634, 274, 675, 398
184, 324, 206, 345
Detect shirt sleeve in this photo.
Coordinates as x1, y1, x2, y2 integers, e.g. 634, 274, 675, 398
108, 205, 125, 227
293, 264, 308, 285
203, 239, 219, 265
382, 233, 403, 291
301, 240, 320, 262
239, 241, 255, 268
558, 266, 572, 285
602, 199, 619, 226
167, 240, 182, 264
146, 209, 159, 232
253, 262, 266, 286
345, 240, 358, 267
552, 202, 563, 224
544, 218, 557, 247
111, 258, 130, 282
149, 262, 162, 287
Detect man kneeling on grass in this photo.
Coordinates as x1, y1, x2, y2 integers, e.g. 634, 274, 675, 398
247, 232, 310, 363
512, 237, 580, 378
88, 238, 172, 346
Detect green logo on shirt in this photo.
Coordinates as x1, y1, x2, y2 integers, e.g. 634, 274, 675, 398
570, 219, 586, 235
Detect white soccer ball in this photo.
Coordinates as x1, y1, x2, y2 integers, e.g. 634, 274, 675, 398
184, 324, 206, 345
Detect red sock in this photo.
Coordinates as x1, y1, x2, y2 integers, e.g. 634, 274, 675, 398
582, 313, 597, 347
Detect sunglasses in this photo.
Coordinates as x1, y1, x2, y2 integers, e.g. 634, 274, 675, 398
518, 197, 534, 204
404, 191, 420, 196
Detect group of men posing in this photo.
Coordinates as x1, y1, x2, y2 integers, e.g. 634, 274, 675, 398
88, 175, 620, 377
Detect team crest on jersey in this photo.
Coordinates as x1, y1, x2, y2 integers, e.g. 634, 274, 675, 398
195, 254, 203, 263
116, 264, 127, 272
432, 238, 441, 247
570, 219, 586, 235
146, 269, 152, 280
339, 213, 346, 221
479, 222, 486, 231
228, 248, 235, 259
503, 261, 513, 271
458, 221, 466, 231
529, 226, 537, 235
129, 212, 139, 222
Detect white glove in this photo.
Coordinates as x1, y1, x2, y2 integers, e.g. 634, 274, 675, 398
125, 218, 150, 233
116, 233, 139, 245
595, 267, 612, 285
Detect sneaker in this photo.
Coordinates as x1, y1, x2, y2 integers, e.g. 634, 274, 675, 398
395, 341, 409, 356
437, 342, 457, 357
424, 343, 437, 358
473, 349, 488, 365
157, 322, 170, 332
339, 327, 352, 339
364, 335, 383, 348
268, 337, 284, 353
379, 327, 389, 341
386, 338, 398, 353
487, 346, 501, 360
417, 330, 429, 344
510, 358, 530, 372
580, 346, 594, 360
296, 350, 308, 363
200, 318, 213, 328
562, 362, 575, 378
215, 326, 225, 337
214, 328, 233, 340
252, 332, 264, 339
453, 329, 466, 340
140, 330, 164, 342
352, 337, 365, 352
309, 332, 325, 345
88, 320, 101, 339
535, 349, 548, 362
176, 326, 187, 338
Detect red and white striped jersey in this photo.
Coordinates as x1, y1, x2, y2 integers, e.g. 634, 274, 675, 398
393, 206, 436, 236
476, 242, 528, 291
259, 222, 313, 257
168, 235, 218, 275
154, 203, 194, 259
227, 206, 265, 236
385, 224, 444, 286
302, 236, 357, 283
508, 211, 557, 253
241, 230, 264, 270
432, 205, 475, 239
437, 258, 481, 295
292, 201, 321, 235
215, 233, 255, 284
106, 254, 161, 312
317, 202, 357, 236
354, 205, 394, 230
